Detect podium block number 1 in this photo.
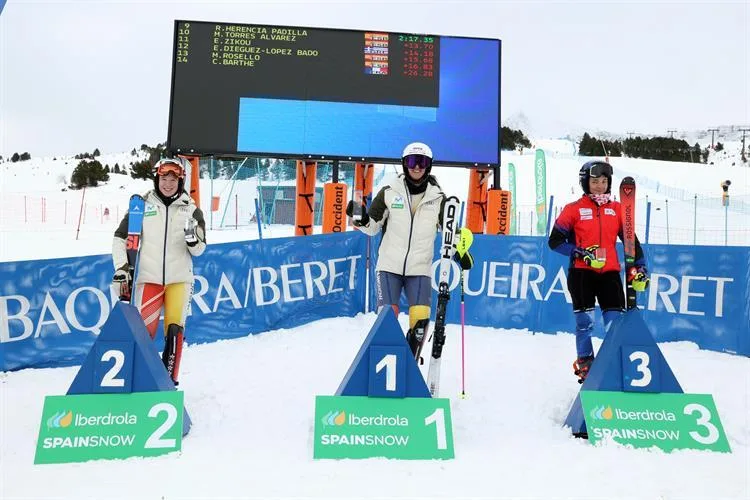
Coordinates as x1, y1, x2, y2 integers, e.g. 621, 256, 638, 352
622, 345, 660, 393
93, 341, 134, 393
425, 408, 448, 450
368, 346, 407, 398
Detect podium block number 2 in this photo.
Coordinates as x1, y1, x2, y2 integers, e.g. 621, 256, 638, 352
368, 346, 407, 398
621, 345, 660, 393
93, 341, 135, 393
145, 402, 179, 449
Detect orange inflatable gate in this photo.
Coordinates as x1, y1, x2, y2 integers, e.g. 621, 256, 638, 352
179, 155, 201, 207
295, 161, 317, 236
465, 169, 491, 233
350, 163, 374, 228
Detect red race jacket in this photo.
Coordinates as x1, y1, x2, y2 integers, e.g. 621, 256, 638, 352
548, 195, 645, 272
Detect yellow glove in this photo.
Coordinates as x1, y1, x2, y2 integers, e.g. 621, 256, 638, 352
629, 266, 650, 292
454, 227, 474, 270
575, 244, 605, 269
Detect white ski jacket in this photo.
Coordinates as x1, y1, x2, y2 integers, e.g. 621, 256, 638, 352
358, 175, 446, 277
112, 190, 206, 285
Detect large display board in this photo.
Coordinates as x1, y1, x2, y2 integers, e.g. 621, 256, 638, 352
167, 21, 500, 166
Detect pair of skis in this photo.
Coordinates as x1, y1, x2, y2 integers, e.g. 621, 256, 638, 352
409, 196, 460, 397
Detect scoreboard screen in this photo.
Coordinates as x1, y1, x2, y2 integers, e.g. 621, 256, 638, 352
167, 21, 500, 166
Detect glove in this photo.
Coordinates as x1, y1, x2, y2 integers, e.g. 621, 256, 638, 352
454, 227, 474, 270
112, 265, 132, 301
345, 200, 369, 227
574, 244, 605, 269
629, 266, 650, 292
184, 218, 199, 246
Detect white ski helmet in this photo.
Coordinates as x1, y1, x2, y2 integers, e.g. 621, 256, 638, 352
401, 142, 434, 189
402, 142, 433, 160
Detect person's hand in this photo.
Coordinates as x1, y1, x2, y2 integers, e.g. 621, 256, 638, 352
112, 266, 132, 301
185, 218, 199, 245
629, 266, 650, 292
573, 245, 605, 269
454, 227, 474, 270
345, 200, 369, 226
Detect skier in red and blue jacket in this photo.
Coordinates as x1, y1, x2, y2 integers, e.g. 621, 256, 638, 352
548, 160, 649, 383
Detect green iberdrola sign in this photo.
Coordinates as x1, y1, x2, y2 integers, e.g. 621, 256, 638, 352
314, 395, 454, 459
35, 391, 184, 464
581, 391, 730, 453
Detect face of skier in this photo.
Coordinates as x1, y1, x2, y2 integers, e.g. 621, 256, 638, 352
406, 164, 427, 182
158, 172, 179, 197
588, 176, 609, 195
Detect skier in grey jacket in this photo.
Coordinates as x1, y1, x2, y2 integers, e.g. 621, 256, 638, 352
346, 142, 458, 356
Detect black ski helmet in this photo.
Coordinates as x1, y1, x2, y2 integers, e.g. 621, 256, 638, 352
401, 142, 433, 190
579, 160, 613, 194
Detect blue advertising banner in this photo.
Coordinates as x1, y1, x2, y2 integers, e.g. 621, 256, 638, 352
2, 231, 747, 372
0, 232, 367, 371
371, 235, 750, 357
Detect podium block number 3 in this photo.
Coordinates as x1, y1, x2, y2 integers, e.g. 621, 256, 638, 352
622, 345, 660, 393
684, 403, 720, 445
93, 341, 135, 393
629, 351, 651, 387
368, 346, 407, 398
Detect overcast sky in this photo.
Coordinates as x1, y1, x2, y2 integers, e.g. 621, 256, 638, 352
1, 0, 748, 157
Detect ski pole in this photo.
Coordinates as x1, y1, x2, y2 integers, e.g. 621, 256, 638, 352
458, 201, 467, 398
460, 267, 466, 398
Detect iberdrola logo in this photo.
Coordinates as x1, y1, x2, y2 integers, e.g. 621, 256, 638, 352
47, 410, 73, 429
590, 406, 614, 421
321, 410, 346, 427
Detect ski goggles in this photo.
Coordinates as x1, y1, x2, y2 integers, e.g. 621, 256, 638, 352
588, 162, 613, 178
403, 154, 432, 170
154, 160, 185, 179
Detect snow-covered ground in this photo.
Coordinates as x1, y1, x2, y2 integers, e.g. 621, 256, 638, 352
2, 316, 749, 499
1, 146, 749, 499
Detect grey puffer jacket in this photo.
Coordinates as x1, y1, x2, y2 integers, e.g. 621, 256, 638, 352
358, 175, 446, 277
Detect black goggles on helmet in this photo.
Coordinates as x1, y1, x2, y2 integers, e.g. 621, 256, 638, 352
589, 163, 613, 178
403, 154, 432, 170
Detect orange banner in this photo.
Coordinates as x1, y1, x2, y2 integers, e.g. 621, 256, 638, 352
322, 183, 348, 233
486, 189, 512, 235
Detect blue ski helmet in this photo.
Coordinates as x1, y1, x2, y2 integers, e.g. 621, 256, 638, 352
579, 160, 613, 194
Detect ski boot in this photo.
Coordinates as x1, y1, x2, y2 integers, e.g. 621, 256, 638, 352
573, 355, 594, 384
406, 319, 430, 364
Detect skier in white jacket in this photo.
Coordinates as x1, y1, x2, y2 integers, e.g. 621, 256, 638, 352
112, 158, 206, 385
346, 142, 472, 357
